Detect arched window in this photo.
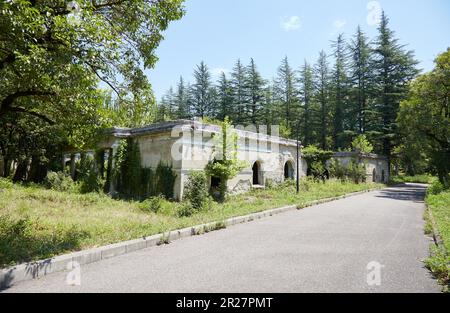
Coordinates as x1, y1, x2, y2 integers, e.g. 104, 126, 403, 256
252, 161, 261, 185
284, 161, 294, 180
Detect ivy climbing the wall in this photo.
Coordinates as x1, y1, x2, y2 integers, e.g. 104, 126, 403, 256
113, 138, 177, 200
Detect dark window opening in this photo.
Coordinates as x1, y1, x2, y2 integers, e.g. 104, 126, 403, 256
211, 176, 221, 188
252, 162, 260, 185
284, 161, 294, 179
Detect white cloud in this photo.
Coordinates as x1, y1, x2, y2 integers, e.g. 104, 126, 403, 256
281, 16, 301, 32
333, 19, 347, 29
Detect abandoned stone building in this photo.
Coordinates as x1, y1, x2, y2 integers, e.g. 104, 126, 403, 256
61, 119, 389, 200
332, 151, 390, 183
92, 120, 307, 200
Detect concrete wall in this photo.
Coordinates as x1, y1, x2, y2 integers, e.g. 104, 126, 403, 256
98, 122, 308, 201
331, 153, 389, 183
133, 129, 307, 200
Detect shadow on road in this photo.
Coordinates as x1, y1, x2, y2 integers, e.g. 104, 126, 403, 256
375, 184, 426, 203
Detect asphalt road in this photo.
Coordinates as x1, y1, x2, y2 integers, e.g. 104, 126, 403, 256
2, 183, 440, 293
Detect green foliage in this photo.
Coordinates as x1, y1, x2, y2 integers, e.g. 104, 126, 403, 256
0, 0, 185, 184
328, 159, 347, 180
328, 158, 367, 183
138, 195, 166, 214
113, 139, 176, 200
0, 177, 14, 190
398, 49, 450, 188
302, 145, 333, 179
205, 117, 247, 201
310, 161, 327, 180
44, 171, 76, 192
351, 135, 374, 153
77, 156, 105, 194
155, 163, 177, 200
425, 245, 449, 291
183, 171, 210, 213
425, 190, 450, 291
390, 174, 436, 185
177, 202, 195, 218
0, 215, 88, 267
1, 174, 381, 266
346, 160, 367, 183
427, 181, 446, 196
113, 139, 141, 198
140, 167, 156, 199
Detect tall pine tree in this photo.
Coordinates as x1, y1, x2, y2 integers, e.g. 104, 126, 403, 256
175, 76, 190, 119
299, 60, 314, 145
216, 71, 234, 120
349, 26, 373, 135
314, 51, 331, 150
372, 12, 418, 170
330, 34, 349, 149
190, 61, 215, 118
274, 56, 299, 132
230, 59, 247, 124
244, 58, 266, 125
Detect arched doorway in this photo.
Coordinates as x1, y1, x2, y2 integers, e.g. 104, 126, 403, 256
284, 161, 294, 180
372, 169, 377, 182
252, 161, 261, 185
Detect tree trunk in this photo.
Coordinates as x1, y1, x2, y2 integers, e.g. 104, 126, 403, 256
12, 159, 29, 182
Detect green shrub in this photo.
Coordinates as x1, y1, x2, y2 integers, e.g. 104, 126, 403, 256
351, 134, 374, 153
279, 178, 296, 189
328, 158, 347, 181
265, 178, 276, 189
0, 215, 88, 267
299, 177, 315, 191
347, 160, 367, 183
390, 174, 436, 185
310, 161, 327, 180
177, 202, 195, 217
302, 145, 333, 179
427, 181, 446, 195
184, 171, 210, 212
77, 157, 104, 194
44, 171, 76, 192
425, 245, 449, 288
140, 167, 156, 199
139, 195, 165, 213
0, 178, 14, 189
155, 162, 177, 199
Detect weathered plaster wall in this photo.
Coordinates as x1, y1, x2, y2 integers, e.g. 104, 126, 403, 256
332, 154, 389, 183
133, 129, 307, 200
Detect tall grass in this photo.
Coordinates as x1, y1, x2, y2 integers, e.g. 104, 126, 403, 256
0, 178, 382, 267
425, 190, 450, 291
390, 174, 436, 185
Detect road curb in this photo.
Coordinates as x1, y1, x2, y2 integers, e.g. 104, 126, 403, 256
0, 187, 380, 289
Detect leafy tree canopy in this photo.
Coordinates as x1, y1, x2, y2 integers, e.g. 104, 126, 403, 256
398, 48, 450, 186
0, 0, 185, 144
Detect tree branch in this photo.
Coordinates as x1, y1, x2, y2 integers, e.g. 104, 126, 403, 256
2, 107, 55, 125
0, 90, 55, 116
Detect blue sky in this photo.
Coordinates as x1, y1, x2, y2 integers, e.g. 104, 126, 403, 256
146, 0, 450, 99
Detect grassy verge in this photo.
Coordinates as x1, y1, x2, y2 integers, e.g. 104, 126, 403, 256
390, 174, 436, 185
0, 178, 383, 268
424, 190, 450, 292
